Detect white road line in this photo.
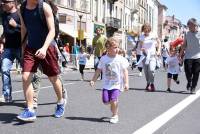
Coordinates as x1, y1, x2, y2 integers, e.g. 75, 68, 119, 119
133, 89, 200, 134
12, 83, 74, 94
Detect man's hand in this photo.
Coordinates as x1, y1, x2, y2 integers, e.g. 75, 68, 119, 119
9, 18, 18, 28
0, 47, 4, 54
178, 54, 183, 65
35, 47, 47, 59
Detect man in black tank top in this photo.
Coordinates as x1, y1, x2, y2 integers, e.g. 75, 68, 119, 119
17, 0, 66, 122
0, 0, 21, 103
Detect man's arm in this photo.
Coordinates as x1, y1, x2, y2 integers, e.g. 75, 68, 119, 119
34, 2, 55, 59
179, 35, 187, 59
9, 17, 21, 29
42, 2, 55, 50
0, 34, 5, 54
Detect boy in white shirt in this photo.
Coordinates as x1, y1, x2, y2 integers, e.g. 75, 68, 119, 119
90, 37, 129, 124
166, 47, 180, 92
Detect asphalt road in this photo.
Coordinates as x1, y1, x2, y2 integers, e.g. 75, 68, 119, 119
0, 67, 200, 134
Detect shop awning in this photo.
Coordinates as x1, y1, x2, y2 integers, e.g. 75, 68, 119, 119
59, 24, 77, 37
59, 24, 89, 38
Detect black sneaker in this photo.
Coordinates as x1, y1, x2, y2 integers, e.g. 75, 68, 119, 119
187, 83, 191, 91
167, 88, 171, 92
190, 87, 196, 94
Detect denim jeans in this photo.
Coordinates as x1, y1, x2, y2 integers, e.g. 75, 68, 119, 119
1, 48, 21, 97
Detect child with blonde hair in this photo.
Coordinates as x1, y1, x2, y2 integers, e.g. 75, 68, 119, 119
90, 37, 129, 124
166, 46, 180, 92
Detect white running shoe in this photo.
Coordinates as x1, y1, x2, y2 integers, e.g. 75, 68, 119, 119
139, 72, 142, 77
110, 115, 119, 124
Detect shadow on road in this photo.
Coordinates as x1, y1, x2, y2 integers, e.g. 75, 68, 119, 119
38, 102, 57, 106
0, 113, 18, 124
0, 100, 25, 108
37, 115, 54, 118
0, 113, 34, 125
129, 88, 191, 94
66, 116, 110, 123
64, 79, 82, 82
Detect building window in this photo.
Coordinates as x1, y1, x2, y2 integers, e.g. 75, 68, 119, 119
103, 0, 106, 22
115, 6, 117, 18
125, 13, 127, 26
59, 14, 67, 24
94, 0, 98, 21
80, 0, 91, 13
120, 8, 122, 21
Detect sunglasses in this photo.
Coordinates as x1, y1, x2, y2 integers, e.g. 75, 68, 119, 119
1, 1, 14, 4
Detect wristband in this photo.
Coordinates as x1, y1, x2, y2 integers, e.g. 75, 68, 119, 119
16, 24, 20, 28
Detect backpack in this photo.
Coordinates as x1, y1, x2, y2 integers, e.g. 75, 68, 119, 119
20, 0, 59, 40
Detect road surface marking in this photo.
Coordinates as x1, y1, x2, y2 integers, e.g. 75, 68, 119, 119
133, 89, 200, 134
12, 83, 74, 94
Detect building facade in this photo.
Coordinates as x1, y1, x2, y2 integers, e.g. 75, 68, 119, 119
0, 0, 177, 51
54, 0, 93, 48
164, 15, 182, 41
157, 2, 167, 40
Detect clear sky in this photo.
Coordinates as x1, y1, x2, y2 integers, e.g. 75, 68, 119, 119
159, 0, 199, 25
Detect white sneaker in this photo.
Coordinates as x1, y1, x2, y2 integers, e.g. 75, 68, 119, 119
139, 72, 142, 77
0, 95, 13, 103
0, 95, 5, 102
110, 115, 119, 124
81, 75, 84, 81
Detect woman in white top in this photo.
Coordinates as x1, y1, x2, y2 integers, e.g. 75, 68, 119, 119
139, 23, 161, 91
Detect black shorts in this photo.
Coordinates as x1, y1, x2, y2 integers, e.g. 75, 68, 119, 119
167, 73, 178, 81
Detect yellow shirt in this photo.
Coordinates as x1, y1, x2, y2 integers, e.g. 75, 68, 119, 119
92, 35, 107, 57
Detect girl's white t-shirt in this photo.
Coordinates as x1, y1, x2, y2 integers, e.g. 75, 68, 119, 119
98, 55, 129, 91
166, 55, 180, 74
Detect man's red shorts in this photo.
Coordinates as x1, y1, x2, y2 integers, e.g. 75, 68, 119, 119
22, 45, 60, 76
